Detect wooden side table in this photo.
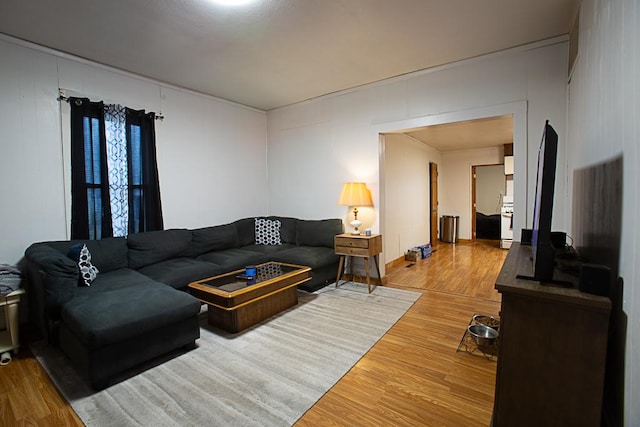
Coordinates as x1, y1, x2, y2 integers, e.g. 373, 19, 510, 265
1, 288, 25, 355
334, 233, 382, 293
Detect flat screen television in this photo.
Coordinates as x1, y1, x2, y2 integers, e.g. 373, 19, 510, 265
531, 120, 558, 282
519, 120, 559, 283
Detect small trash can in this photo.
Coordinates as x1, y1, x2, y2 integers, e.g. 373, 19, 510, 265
440, 215, 459, 243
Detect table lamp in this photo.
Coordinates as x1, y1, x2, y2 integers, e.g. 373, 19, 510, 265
338, 182, 373, 235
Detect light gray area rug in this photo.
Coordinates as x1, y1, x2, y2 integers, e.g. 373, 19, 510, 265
32, 283, 420, 426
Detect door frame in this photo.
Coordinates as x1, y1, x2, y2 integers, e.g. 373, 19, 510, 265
430, 162, 439, 244
471, 166, 477, 240
471, 163, 506, 241
377, 101, 527, 266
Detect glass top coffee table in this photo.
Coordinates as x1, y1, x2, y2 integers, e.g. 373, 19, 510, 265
188, 262, 311, 333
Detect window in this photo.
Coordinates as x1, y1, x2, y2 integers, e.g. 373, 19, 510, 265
69, 97, 163, 240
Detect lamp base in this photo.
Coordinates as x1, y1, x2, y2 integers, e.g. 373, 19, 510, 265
350, 219, 362, 235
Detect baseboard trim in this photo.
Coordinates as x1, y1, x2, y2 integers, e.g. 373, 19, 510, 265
385, 256, 408, 270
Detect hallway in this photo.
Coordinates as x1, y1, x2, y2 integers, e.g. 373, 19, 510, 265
385, 239, 507, 302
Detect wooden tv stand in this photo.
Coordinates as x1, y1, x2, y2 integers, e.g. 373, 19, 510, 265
492, 243, 611, 426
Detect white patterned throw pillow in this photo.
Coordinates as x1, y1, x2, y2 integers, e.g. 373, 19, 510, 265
77, 244, 99, 286
255, 218, 282, 245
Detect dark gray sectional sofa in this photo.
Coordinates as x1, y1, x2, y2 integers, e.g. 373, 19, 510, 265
24, 216, 343, 389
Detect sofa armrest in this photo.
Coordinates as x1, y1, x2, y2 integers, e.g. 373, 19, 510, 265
24, 243, 79, 341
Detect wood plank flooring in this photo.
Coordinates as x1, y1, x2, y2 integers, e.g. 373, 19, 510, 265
0, 344, 83, 426
295, 240, 507, 426
0, 239, 507, 426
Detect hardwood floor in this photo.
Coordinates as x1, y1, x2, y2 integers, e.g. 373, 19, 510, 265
0, 342, 83, 426
295, 239, 507, 426
381, 239, 505, 302
0, 239, 507, 426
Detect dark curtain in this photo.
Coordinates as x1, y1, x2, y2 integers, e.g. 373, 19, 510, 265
126, 108, 164, 234
69, 97, 113, 240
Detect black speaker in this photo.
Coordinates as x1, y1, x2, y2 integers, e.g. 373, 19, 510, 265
551, 231, 567, 249
521, 229, 532, 245
579, 264, 611, 297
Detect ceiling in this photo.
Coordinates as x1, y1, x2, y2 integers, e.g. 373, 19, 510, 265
394, 115, 514, 152
0, 0, 578, 111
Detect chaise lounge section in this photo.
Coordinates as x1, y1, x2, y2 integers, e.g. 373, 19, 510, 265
24, 216, 343, 389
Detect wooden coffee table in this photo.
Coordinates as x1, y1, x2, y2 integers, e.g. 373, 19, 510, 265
188, 262, 311, 333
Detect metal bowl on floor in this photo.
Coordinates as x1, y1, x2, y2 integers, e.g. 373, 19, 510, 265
472, 314, 500, 331
467, 324, 499, 347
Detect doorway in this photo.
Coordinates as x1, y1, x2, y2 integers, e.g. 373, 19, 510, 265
472, 164, 505, 242
377, 101, 526, 266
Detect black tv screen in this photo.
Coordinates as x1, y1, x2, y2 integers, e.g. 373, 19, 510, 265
531, 120, 558, 282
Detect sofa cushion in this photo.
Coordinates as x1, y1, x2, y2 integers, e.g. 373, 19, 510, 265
186, 224, 238, 257
84, 238, 129, 273
76, 268, 159, 294
46, 238, 128, 273
234, 218, 256, 247
239, 243, 296, 256
297, 219, 343, 248
269, 216, 298, 244
137, 258, 223, 290
61, 279, 200, 349
197, 248, 267, 272
272, 246, 340, 269
127, 229, 192, 270
255, 218, 281, 245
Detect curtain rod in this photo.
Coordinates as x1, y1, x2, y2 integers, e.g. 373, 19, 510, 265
57, 94, 165, 121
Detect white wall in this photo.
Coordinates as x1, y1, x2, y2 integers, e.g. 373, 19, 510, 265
440, 147, 503, 239
383, 134, 441, 261
0, 37, 65, 265
566, 0, 639, 424
0, 36, 268, 264
383, 136, 505, 262
476, 164, 506, 215
267, 39, 569, 266
157, 87, 267, 229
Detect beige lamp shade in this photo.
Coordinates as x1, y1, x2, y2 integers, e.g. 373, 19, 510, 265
338, 182, 373, 234
338, 182, 373, 207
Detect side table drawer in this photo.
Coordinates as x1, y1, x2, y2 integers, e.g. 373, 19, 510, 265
335, 246, 370, 256
335, 237, 369, 249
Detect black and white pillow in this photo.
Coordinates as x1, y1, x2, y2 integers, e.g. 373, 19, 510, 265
255, 218, 282, 245
68, 243, 99, 286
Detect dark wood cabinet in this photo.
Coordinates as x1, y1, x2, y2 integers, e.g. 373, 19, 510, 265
492, 243, 611, 426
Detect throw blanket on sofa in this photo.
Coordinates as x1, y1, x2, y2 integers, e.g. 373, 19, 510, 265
0, 264, 22, 296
